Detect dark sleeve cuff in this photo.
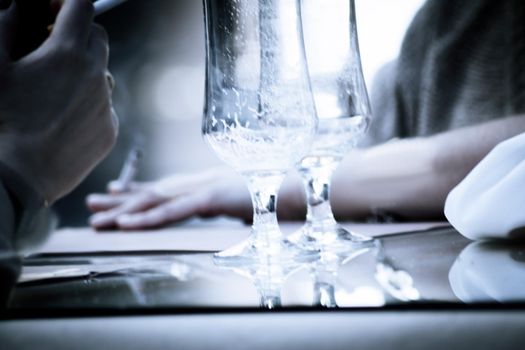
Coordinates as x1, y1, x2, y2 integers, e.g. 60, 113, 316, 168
0, 162, 56, 253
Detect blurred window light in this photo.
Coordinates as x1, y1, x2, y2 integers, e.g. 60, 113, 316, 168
150, 0, 425, 122
152, 65, 204, 121
356, 0, 426, 85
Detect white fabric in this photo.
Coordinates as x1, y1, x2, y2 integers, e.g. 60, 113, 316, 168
449, 242, 525, 302
445, 133, 525, 240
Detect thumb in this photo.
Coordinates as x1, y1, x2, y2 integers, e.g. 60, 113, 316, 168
0, 0, 16, 64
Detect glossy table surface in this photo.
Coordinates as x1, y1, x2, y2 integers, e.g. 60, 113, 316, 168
6, 219, 525, 313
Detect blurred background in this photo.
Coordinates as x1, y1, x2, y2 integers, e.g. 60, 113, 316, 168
54, 0, 426, 227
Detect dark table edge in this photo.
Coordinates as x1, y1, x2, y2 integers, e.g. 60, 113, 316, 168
3, 302, 525, 320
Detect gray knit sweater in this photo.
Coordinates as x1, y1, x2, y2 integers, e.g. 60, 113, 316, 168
364, 0, 525, 146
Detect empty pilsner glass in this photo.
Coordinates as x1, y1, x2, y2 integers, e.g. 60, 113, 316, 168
202, 0, 318, 265
289, 0, 375, 252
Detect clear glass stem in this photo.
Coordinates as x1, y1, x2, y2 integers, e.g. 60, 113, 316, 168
291, 158, 374, 249
260, 294, 281, 309
300, 160, 340, 229
258, 288, 282, 309
313, 269, 338, 308
245, 173, 286, 250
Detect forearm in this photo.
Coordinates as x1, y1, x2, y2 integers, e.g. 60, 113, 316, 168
331, 115, 525, 220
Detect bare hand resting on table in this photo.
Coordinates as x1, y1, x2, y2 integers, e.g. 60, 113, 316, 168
87, 167, 306, 230
0, 0, 117, 204
87, 115, 525, 230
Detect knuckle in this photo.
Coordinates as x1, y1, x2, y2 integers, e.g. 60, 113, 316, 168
91, 24, 109, 43
77, 0, 95, 16
90, 25, 109, 59
54, 40, 107, 72
53, 42, 90, 68
54, 40, 77, 56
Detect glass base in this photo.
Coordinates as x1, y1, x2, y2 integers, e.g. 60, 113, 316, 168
313, 281, 337, 308
288, 221, 376, 257
213, 234, 320, 268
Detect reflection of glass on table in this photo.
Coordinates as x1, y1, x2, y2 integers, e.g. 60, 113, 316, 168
10, 222, 467, 311
215, 258, 306, 309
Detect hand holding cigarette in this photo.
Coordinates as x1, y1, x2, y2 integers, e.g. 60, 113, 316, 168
47, 0, 129, 32
108, 147, 143, 194
0, 0, 117, 203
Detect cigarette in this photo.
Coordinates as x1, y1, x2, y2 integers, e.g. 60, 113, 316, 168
47, 0, 129, 32
113, 147, 143, 193
94, 0, 129, 16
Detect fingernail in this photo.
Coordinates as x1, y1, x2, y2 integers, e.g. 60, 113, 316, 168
116, 215, 132, 225
0, 0, 13, 10
108, 181, 125, 194
86, 194, 103, 204
90, 213, 110, 226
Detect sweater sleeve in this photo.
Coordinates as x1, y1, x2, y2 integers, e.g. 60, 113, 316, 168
0, 162, 56, 305
0, 162, 56, 254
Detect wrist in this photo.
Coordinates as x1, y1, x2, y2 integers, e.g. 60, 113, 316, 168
0, 161, 48, 216
0, 135, 57, 203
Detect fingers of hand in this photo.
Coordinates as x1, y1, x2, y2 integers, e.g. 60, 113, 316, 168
88, 24, 109, 68
115, 193, 209, 230
108, 180, 147, 195
89, 192, 168, 229
86, 193, 130, 212
50, 0, 94, 47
